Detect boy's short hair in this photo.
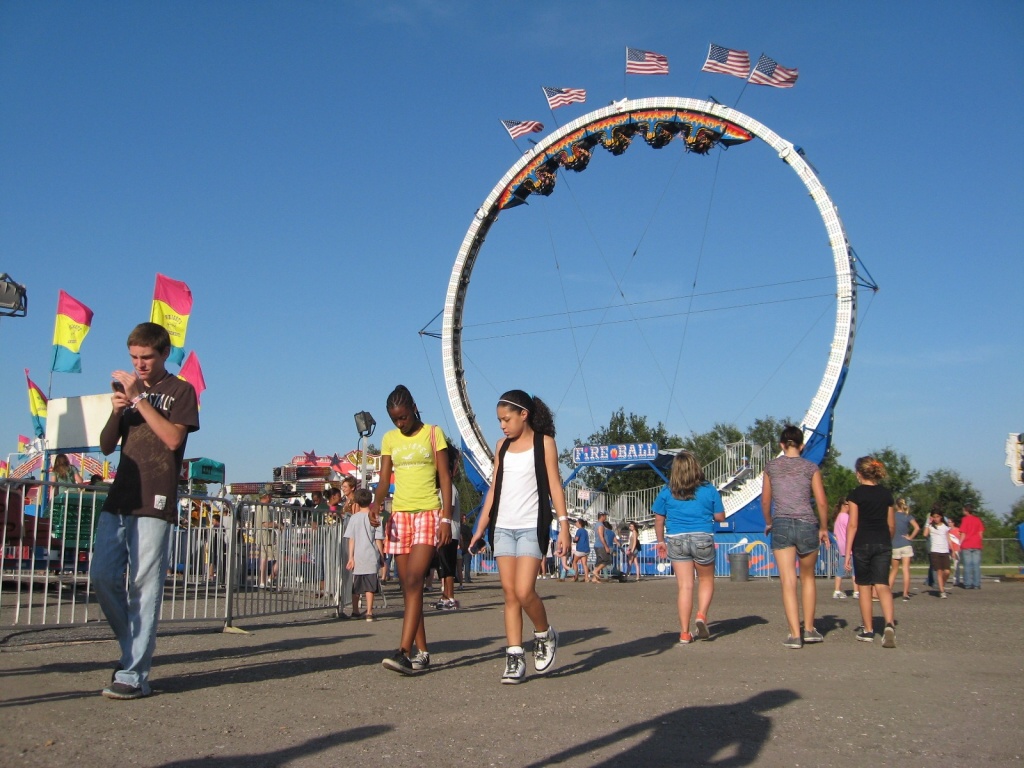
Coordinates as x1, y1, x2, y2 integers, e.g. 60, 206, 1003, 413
353, 488, 373, 507
127, 322, 171, 353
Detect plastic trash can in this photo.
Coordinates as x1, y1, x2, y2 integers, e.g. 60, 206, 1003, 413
729, 552, 750, 582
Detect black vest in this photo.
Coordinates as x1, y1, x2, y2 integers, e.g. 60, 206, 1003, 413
487, 429, 553, 553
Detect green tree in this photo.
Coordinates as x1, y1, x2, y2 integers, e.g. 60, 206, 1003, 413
744, 416, 795, 453
560, 408, 684, 494
820, 446, 857, 512
907, 469, 986, 525
866, 446, 918, 499
681, 422, 743, 466
1007, 497, 1024, 529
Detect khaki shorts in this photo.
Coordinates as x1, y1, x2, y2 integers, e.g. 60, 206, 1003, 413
891, 545, 914, 560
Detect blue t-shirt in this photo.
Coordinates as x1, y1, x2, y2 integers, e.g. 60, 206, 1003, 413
651, 482, 724, 535
574, 528, 590, 553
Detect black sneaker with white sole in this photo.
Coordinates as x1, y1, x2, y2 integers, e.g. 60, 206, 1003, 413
382, 650, 418, 675
102, 681, 148, 700
855, 626, 874, 642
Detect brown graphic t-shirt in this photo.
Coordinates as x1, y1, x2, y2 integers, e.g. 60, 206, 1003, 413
102, 374, 200, 523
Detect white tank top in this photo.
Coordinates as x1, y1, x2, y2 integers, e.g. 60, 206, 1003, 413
496, 447, 539, 530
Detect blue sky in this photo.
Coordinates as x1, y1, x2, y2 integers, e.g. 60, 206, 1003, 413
1, 2, 1021, 515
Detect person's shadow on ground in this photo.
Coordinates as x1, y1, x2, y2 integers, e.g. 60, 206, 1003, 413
524, 688, 799, 767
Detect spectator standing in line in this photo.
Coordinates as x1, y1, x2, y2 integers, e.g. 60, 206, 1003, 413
831, 498, 854, 599
469, 390, 570, 684
459, 514, 474, 584
845, 456, 897, 646
888, 498, 920, 602
322, 486, 344, 600
92, 322, 200, 699
590, 511, 617, 582
253, 491, 279, 589
762, 425, 830, 649
922, 508, 952, 598
374, 385, 452, 675
626, 521, 642, 582
338, 475, 358, 617
571, 518, 592, 582
346, 488, 382, 621
958, 505, 985, 589
434, 445, 462, 610
653, 451, 726, 644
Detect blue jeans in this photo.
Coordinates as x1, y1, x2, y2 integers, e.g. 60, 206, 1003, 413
91, 513, 172, 694
961, 548, 982, 589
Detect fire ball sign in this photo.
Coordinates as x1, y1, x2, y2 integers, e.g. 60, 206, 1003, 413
572, 443, 658, 465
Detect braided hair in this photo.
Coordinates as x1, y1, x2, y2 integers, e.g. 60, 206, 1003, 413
386, 384, 422, 423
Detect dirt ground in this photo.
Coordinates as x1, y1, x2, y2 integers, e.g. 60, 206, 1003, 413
1, 574, 1021, 767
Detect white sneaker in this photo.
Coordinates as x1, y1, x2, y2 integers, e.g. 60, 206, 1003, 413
832, 590, 847, 600
533, 627, 558, 673
501, 648, 526, 684
852, 591, 860, 598
410, 650, 430, 671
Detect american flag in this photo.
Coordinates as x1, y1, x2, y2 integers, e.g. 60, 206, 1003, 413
501, 119, 544, 140
748, 53, 799, 88
542, 86, 587, 110
626, 47, 669, 75
701, 43, 751, 79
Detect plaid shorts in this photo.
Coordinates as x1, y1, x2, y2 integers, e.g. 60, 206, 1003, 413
385, 510, 440, 555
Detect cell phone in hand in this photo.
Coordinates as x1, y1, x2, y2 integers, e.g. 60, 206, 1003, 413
112, 380, 125, 393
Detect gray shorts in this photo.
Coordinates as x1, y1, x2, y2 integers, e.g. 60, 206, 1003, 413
770, 518, 820, 556
666, 533, 715, 566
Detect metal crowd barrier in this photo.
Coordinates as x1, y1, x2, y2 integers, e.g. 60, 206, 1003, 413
1, 480, 352, 629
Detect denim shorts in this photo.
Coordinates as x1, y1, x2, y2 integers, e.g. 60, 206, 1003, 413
493, 526, 543, 559
666, 533, 716, 565
770, 517, 820, 556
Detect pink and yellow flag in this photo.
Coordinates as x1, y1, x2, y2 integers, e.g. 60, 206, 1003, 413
17, 434, 31, 453
150, 274, 193, 365
25, 369, 47, 439
177, 351, 206, 407
51, 290, 94, 373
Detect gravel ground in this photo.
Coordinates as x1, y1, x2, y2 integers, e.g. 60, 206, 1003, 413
1, 575, 1021, 767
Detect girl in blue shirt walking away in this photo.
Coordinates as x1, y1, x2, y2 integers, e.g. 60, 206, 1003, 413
653, 451, 725, 644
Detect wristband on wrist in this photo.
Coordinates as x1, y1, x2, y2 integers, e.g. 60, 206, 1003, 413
557, 516, 568, 522
438, 518, 452, 525
130, 393, 147, 407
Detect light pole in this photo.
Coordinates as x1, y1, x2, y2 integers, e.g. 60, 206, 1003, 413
353, 411, 376, 490
0, 274, 28, 317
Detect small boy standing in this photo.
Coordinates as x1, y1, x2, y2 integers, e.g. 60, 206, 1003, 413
345, 488, 381, 621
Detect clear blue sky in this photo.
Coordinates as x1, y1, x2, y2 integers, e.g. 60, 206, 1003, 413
2, 2, 1021, 516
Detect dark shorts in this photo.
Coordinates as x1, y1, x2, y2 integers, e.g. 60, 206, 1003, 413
435, 540, 460, 578
770, 518, 820, 556
929, 552, 951, 571
852, 541, 892, 586
353, 573, 380, 595
594, 549, 613, 567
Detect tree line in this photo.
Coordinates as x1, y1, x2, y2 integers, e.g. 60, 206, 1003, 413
555, 408, 1024, 538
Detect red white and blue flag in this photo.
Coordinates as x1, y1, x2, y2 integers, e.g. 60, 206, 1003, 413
701, 44, 751, 79
626, 47, 669, 75
542, 86, 587, 110
748, 54, 799, 88
501, 119, 544, 140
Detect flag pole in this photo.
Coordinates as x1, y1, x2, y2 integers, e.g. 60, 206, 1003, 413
733, 78, 751, 108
